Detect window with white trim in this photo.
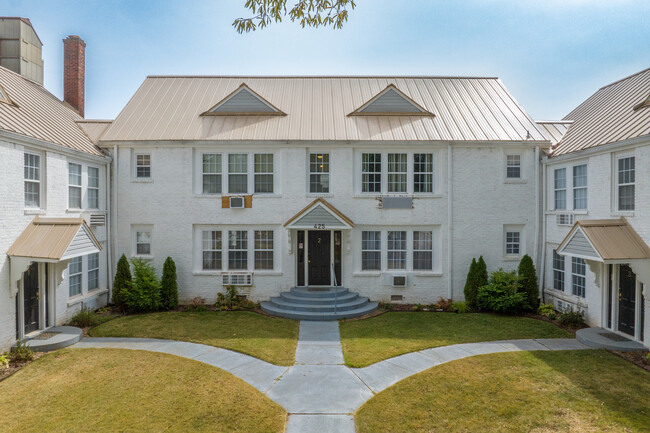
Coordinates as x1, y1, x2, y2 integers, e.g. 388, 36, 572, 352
572, 164, 587, 210
136, 230, 151, 255
202, 230, 222, 270
505, 231, 520, 255
362, 153, 381, 193
254, 230, 274, 269
571, 257, 586, 298
202, 154, 222, 194
387, 231, 407, 270
387, 153, 407, 193
617, 156, 635, 211
414, 153, 433, 193
228, 230, 248, 270
413, 231, 433, 270
228, 154, 248, 194
506, 155, 521, 179
68, 163, 82, 209
68, 257, 82, 297
553, 250, 564, 291
87, 167, 99, 209
361, 231, 381, 270
88, 253, 99, 291
309, 153, 330, 193
554, 168, 566, 210
24, 153, 41, 208
254, 154, 274, 193
136, 154, 151, 178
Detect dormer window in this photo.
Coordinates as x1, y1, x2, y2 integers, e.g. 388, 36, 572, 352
201, 83, 285, 116
633, 94, 650, 111
348, 84, 434, 116
0, 83, 14, 105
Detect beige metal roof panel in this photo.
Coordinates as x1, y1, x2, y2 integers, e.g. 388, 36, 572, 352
7, 216, 101, 260
100, 76, 548, 143
0, 66, 103, 156
76, 119, 112, 143
554, 68, 650, 156
536, 121, 572, 146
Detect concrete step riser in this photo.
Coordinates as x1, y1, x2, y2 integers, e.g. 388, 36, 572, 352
290, 287, 349, 299
268, 298, 370, 312
261, 302, 379, 321
279, 293, 359, 305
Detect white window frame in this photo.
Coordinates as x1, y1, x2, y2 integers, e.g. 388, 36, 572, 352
361, 153, 382, 193
505, 231, 521, 255
87, 253, 99, 291
135, 153, 151, 179
24, 152, 41, 208
202, 153, 222, 195
413, 153, 434, 193
133, 226, 153, 257
387, 153, 408, 193
228, 154, 248, 194
68, 256, 83, 298
202, 230, 223, 270
387, 230, 407, 270
571, 257, 586, 298
506, 154, 521, 179
554, 168, 566, 210
361, 231, 381, 271
228, 230, 248, 270
68, 162, 82, 209
254, 154, 274, 194
412, 230, 433, 270
616, 155, 635, 211
552, 249, 565, 292
309, 153, 330, 194
360, 152, 435, 195
572, 164, 588, 210
87, 166, 100, 209
254, 230, 274, 270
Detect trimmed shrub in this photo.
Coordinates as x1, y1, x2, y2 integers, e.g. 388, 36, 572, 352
518, 254, 539, 310
477, 269, 528, 314
11, 339, 34, 362
123, 258, 161, 312
477, 256, 488, 288
537, 303, 556, 320
452, 301, 467, 314
69, 307, 100, 328
160, 257, 179, 310
558, 309, 585, 328
112, 254, 132, 310
463, 258, 479, 309
185, 296, 208, 312
432, 297, 453, 312
216, 285, 257, 311
0, 353, 9, 369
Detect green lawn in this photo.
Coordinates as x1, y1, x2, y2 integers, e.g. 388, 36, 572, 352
90, 311, 299, 365
356, 350, 650, 433
340, 312, 572, 367
0, 348, 286, 433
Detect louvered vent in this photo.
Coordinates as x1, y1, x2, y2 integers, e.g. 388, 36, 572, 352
89, 213, 106, 226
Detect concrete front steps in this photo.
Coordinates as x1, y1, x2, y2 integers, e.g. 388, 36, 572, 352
261, 287, 378, 321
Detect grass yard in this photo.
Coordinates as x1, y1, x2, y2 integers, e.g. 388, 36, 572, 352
0, 348, 286, 433
340, 312, 571, 367
356, 350, 650, 433
90, 311, 299, 365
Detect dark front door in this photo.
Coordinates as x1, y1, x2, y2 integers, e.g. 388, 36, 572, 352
618, 264, 636, 336
308, 231, 331, 285
23, 262, 40, 334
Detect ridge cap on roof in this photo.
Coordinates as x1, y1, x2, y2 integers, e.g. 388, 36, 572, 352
536, 120, 574, 124
145, 74, 501, 80
598, 67, 650, 90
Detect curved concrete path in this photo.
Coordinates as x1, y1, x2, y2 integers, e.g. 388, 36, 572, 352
72, 321, 592, 433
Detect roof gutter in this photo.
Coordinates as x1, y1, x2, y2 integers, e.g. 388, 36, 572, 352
544, 134, 650, 164
0, 129, 111, 163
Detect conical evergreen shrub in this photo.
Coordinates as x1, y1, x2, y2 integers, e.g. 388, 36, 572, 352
112, 254, 131, 310
463, 258, 479, 309
161, 256, 179, 310
518, 254, 539, 310
477, 256, 488, 287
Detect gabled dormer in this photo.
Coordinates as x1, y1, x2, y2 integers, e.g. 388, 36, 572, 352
348, 84, 434, 116
201, 83, 286, 116
633, 93, 650, 111
0, 82, 15, 106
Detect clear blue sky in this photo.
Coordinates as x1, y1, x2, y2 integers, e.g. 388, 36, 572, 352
4, 0, 650, 120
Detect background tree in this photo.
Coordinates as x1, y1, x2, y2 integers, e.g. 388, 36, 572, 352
518, 254, 539, 310
234, 0, 356, 33
112, 254, 131, 310
161, 257, 179, 310
463, 258, 479, 310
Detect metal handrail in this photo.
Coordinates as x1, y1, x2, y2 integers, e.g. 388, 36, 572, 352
331, 262, 338, 315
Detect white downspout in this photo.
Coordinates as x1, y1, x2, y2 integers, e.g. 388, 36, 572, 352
539, 156, 547, 301
533, 146, 540, 270
112, 145, 119, 294
447, 144, 453, 300
106, 156, 113, 297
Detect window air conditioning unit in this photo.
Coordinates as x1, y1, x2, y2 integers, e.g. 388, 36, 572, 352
222, 272, 253, 286
392, 275, 407, 287
229, 196, 245, 209
556, 213, 574, 226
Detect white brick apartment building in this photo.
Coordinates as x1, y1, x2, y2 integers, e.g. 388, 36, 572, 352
542, 68, 650, 348
97, 76, 550, 306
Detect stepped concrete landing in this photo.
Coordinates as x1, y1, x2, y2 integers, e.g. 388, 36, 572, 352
15, 326, 82, 352
576, 327, 647, 351
261, 287, 377, 320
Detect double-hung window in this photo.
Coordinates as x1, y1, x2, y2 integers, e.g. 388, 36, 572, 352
362, 153, 382, 193
136, 154, 151, 178
505, 231, 520, 255
254, 230, 274, 269
617, 156, 635, 211
413, 231, 433, 270
572, 164, 587, 210
387, 153, 407, 193
228, 230, 248, 269
387, 231, 407, 270
87, 253, 99, 291
571, 257, 586, 297
254, 154, 274, 193
228, 154, 248, 194
506, 155, 521, 179
202, 230, 222, 270
309, 153, 330, 193
414, 154, 433, 193
88, 167, 99, 209
24, 153, 41, 207
68, 257, 82, 297
136, 230, 151, 255
361, 231, 381, 270
202, 154, 222, 194
68, 163, 82, 209
552, 250, 564, 291
554, 168, 566, 210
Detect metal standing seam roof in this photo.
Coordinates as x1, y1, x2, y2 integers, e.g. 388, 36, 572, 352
559, 218, 650, 261
76, 119, 113, 143
0, 66, 104, 156
99, 76, 549, 143
553, 68, 650, 156
536, 121, 572, 146
7, 217, 101, 260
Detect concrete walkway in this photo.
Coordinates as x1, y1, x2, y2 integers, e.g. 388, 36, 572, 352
72, 322, 592, 433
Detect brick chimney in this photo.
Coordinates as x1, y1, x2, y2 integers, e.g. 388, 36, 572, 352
63, 35, 85, 117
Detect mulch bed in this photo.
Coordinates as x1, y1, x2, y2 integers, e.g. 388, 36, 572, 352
0, 352, 46, 383
610, 350, 650, 372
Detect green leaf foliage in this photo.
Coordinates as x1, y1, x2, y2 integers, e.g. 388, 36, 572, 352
161, 257, 179, 310
518, 254, 539, 311
477, 256, 488, 287
463, 258, 479, 309
477, 269, 528, 314
123, 258, 161, 312
112, 254, 132, 309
